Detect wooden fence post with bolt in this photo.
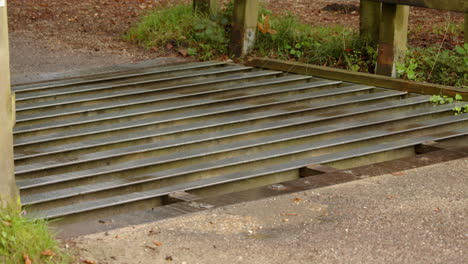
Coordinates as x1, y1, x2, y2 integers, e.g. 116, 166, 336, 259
375, 3, 409, 77
366, 0, 466, 77
0, 0, 19, 206
229, 0, 259, 57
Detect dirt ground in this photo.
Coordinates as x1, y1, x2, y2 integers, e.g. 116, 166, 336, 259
8, 0, 465, 66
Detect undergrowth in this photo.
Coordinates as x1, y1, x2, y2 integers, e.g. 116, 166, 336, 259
397, 44, 468, 88
125, 2, 466, 88
0, 202, 71, 264
254, 11, 376, 72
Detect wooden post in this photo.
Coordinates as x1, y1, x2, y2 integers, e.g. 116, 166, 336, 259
229, 0, 259, 57
193, 0, 218, 16
375, 3, 409, 77
0, 0, 19, 205
360, 0, 382, 44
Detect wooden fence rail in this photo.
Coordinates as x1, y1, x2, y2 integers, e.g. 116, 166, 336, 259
366, 0, 466, 13
195, 0, 466, 77
361, 0, 467, 77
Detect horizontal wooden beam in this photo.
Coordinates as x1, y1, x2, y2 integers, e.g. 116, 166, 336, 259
247, 58, 468, 100
367, 0, 466, 13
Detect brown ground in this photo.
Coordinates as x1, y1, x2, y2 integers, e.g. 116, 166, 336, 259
7, 0, 465, 62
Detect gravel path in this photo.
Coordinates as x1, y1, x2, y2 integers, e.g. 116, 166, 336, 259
9, 31, 185, 85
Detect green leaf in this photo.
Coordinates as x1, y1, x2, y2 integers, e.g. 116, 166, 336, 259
455, 94, 463, 101
429, 95, 440, 103
407, 70, 416, 80
187, 48, 197, 56
455, 46, 465, 55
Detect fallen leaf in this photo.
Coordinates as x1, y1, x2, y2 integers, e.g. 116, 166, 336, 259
391, 171, 406, 176
144, 245, 157, 251
293, 197, 303, 203
23, 254, 32, 264
41, 249, 56, 257
166, 43, 173, 50
81, 259, 97, 264
257, 22, 265, 33
153, 241, 163, 247
2, 221, 12, 226
177, 49, 188, 57
434, 207, 441, 212
386, 195, 396, 200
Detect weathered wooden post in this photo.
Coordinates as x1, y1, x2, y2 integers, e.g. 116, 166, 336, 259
375, 3, 409, 77
360, 0, 382, 44
229, 0, 259, 57
0, 0, 19, 206
193, 0, 219, 16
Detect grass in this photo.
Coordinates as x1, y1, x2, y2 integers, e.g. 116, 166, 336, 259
125, 4, 230, 60
0, 202, 71, 264
125, 2, 466, 88
254, 13, 377, 73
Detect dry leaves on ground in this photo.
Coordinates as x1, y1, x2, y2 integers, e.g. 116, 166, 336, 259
23, 254, 32, 264
40, 249, 56, 257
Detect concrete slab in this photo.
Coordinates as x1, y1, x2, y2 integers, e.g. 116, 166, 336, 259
71, 157, 468, 264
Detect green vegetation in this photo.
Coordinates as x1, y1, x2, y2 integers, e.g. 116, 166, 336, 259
397, 44, 468, 88
125, 3, 467, 89
0, 202, 71, 264
125, 4, 231, 60
430, 94, 468, 115
254, 13, 376, 73
431, 21, 464, 36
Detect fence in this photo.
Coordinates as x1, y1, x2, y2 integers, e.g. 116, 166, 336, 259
194, 0, 467, 77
